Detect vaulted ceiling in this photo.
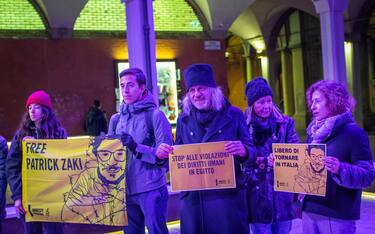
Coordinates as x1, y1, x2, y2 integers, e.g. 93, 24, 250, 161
29, 0, 375, 43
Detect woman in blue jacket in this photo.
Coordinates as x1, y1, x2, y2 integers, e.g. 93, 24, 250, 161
243, 77, 300, 234
302, 80, 375, 234
168, 64, 254, 234
6, 90, 67, 234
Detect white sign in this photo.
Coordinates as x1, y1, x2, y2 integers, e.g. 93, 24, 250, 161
204, 41, 221, 50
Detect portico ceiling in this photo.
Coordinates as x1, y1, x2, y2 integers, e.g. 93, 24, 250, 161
30, 0, 374, 41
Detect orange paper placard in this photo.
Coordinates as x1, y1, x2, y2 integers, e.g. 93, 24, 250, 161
272, 143, 327, 196
169, 141, 236, 192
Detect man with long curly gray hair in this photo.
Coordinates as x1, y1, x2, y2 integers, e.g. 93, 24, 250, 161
164, 63, 255, 234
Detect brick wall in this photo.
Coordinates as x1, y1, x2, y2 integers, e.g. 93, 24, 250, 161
0, 0, 45, 30
74, 0, 202, 32
0, 38, 226, 140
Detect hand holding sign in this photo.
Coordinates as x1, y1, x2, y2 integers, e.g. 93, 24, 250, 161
15, 198, 25, 215
323, 156, 340, 174
267, 154, 274, 169
156, 143, 173, 159
224, 141, 246, 157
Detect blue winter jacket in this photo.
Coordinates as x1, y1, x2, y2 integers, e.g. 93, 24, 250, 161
107, 93, 173, 195
0, 136, 7, 220
303, 112, 375, 220
175, 103, 255, 234
243, 114, 300, 223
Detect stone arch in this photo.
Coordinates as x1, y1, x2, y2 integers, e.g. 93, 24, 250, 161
185, 0, 212, 36
226, 35, 263, 110
266, 8, 322, 129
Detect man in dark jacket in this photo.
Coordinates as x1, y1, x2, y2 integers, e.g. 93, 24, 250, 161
84, 100, 108, 136
107, 68, 173, 234
0, 136, 7, 234
166, 64, 255, 234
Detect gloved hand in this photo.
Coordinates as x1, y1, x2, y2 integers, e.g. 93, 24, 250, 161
121, 133, 137, 152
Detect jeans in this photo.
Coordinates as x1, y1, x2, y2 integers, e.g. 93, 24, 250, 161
124, 185, 169, 234
20, 216, 63, 234
302, 211, 356, 234
251, 220, 292, 234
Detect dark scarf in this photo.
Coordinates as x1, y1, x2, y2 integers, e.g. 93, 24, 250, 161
250, 113, 277, 146
190, 106, 218, 141
192, 108, 217, 129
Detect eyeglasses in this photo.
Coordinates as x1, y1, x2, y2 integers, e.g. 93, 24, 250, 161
96, 149, 126, 162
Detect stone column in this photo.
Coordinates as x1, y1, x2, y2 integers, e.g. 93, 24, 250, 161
313, 0, 349, 82
267, 49, 281, 105
281, 48, 295, 115
242, 42, 252, 83
122, 0, 158, 98
291, 47, 307, 130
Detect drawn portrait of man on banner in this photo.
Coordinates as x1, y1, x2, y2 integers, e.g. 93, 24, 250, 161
293, 144, 327, 195
61, 137, 127, 225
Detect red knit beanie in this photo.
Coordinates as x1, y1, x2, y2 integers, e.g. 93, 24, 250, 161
25, 90, 53, 109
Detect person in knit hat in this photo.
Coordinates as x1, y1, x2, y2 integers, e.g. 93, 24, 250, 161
183, 63, 217, 91
245, 77, 273, 107
6, 90, 66, 234
163, 63, 255, 234
243, 77, 300, 234
25, 90, 53, 109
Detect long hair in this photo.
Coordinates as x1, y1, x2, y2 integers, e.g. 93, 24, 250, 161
306, 80, 355, 117
17, 105, 66, 144
182, 87, 225, 114
245, 104, 284, 124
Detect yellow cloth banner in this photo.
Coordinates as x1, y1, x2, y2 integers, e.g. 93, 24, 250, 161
273, 143, 327, 196
22, 137, 128, 226
169, 141, 236, 192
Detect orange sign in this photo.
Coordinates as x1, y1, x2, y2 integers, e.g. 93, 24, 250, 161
272, 143, 327, 196
169, 141, 236, 192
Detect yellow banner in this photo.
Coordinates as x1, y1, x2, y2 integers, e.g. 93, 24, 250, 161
169, 141, 236, 192
22, 137, 128, 226
272, 143, 327, 196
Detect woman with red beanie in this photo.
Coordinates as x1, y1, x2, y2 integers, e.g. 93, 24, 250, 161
6, 90, 67, 234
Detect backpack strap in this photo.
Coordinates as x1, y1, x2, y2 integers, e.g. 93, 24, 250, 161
143, 109, 155, 147
111, 113, 121, 135
112, 110, 155, 145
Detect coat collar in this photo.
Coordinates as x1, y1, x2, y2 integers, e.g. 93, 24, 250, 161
181, 107, 233, 142
202, 109, 232, 142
